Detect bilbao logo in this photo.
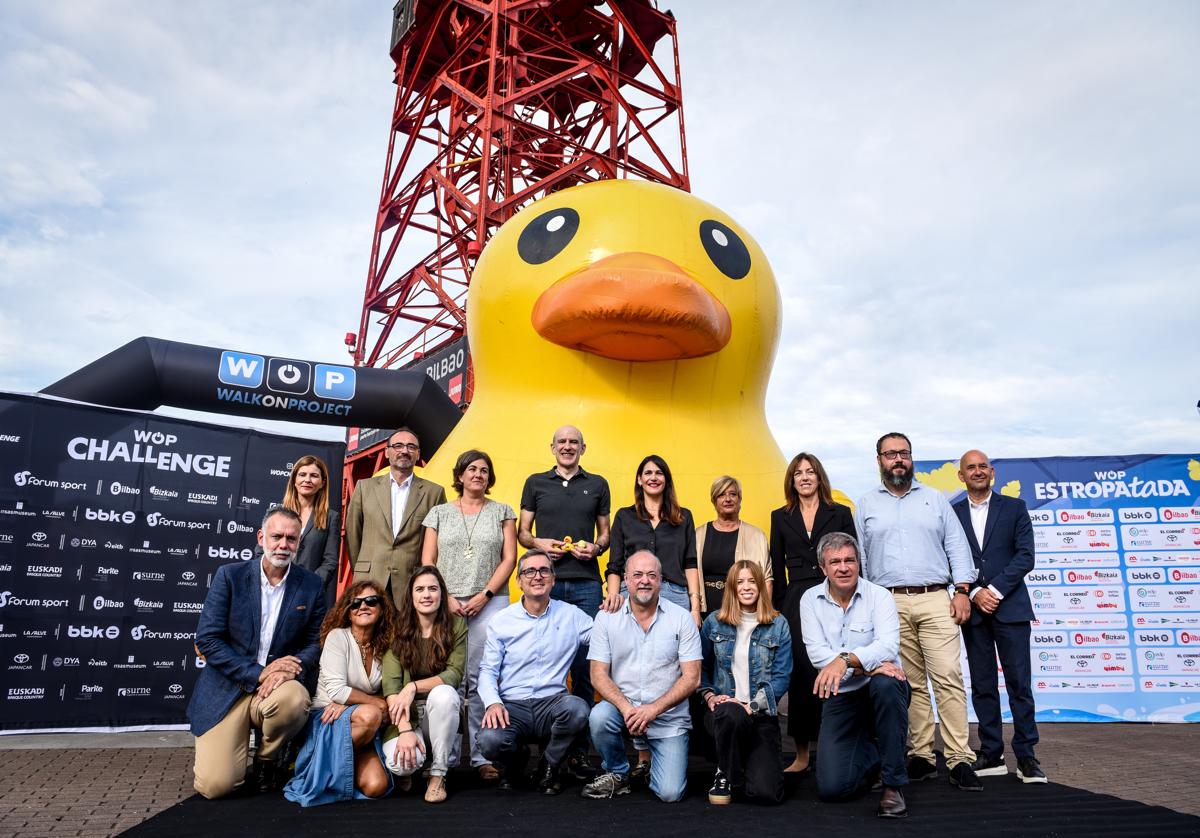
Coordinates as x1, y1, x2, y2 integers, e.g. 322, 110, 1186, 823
226, 520, 254, 535
92, 596, 124, 610
109, 481, 140, 496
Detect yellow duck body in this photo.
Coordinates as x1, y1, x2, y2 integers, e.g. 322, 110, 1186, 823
423, 179, 810, 581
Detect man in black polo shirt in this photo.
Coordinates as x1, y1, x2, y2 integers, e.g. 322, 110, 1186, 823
519, 425, 611, 773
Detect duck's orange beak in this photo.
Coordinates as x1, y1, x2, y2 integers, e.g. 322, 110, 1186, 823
530, 252, 732, 362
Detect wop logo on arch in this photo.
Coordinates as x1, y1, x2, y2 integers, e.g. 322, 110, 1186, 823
218, 351, 355, 401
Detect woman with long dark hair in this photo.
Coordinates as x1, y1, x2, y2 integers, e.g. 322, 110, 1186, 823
283, 580, 396, 806
420, 449, 516, 781
769, 452, 856, 773
698, 560, 792, 805
381, 565, 467, 803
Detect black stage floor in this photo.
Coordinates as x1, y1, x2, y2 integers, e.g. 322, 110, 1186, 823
121, 761, 1200, 838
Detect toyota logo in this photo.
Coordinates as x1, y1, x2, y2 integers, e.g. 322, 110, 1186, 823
169, 684, 183, 694
32, 532, 47, 542
13, 654, 29, 664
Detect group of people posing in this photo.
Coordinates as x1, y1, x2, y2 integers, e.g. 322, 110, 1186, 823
187, 426, 1044, 819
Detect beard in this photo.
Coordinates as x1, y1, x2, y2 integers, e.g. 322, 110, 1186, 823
265, 549, 294, 569
880, 462, 913, 489
630, 587, 657, 607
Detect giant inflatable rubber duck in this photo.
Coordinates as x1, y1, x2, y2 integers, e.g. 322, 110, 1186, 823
424, 179, 831, 578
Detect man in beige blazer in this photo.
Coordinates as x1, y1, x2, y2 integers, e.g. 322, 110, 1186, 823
347, 427, 448, 607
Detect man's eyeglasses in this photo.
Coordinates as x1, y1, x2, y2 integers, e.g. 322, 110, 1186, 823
387, 442, 419, 452
879, 449, 911, 461
350, 595, 383, 609
519, 567, 554, 579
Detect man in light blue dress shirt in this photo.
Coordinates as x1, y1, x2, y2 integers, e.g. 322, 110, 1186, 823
477, 550, 593, 795
801, 532, 910, 818
854, 432, 981, 792
583, 550, 702, 802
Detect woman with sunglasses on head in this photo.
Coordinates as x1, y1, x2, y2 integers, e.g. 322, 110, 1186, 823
420, 449, 517, 782
769, 452, 856, 774
281, 455, 340, 608
698, 560, 792, 805
283, 581, 397, 806
381, 565, 467, 803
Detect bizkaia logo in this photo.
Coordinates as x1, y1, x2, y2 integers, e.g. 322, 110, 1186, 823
145, 512, 208, 531
225, 520, 255, 535
92, 596, 125, 610
1135, 631, 1172, 645
148, 486, 179, 500
208, 546, 254, 561
117, 687, 152, 697
84, 507, 137, 525
12, 471, 88, 491
0, 591, 71, 609
109, 481, 140, 497
133, 598, 164, 611
68, 625, 121, 639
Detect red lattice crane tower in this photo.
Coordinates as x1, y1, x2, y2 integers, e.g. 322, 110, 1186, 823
349, 0, 688, 413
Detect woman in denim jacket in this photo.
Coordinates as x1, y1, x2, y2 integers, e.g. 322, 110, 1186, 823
698, 560, 792, 805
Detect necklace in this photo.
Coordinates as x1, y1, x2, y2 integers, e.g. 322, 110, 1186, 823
458, 498, 487, 561
353, 631, 372, 672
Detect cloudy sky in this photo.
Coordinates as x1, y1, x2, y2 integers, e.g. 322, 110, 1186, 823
2, 1, 1197, 499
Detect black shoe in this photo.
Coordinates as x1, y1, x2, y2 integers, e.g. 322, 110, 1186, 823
865, 765, 882, 793
253, 759, 287, 793
565, 750, 597, 782
906, 756, 937, 782
949, 762, 983, 791
581, 772, 631, 799
707, 770, 732, 805
971, 751, 1007, 777
538, 761, 565, 796
1016, 757, 1048, 784
629, 759, 650, 789
497, 771, 515, 792
877, 786, 907, 818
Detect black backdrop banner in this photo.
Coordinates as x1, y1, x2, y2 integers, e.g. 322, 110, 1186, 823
0, 392, 345, 733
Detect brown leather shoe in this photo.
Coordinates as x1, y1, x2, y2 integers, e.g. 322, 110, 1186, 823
877, 786, 907, 818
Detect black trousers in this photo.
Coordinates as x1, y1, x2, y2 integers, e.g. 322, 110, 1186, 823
704, 702, 785, 804
782, 579, 823, 742
963, 617, 1038, 760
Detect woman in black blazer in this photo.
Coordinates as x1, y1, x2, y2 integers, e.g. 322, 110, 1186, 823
769, 452, 855, 773
283, 455, 342, 607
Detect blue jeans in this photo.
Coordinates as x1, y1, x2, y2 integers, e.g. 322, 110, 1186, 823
620, 579, 690, 611
551, 578, 601, 706
589, 700, 688, 802
816, 675, 911, 800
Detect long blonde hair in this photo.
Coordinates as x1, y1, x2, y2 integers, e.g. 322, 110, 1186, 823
716, 560, 778, 626
282, 455, 330, 530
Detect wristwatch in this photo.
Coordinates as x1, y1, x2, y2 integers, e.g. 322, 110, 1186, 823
837, 652, 852, 668
483, 589, 494, 600
953, 585, 970, 596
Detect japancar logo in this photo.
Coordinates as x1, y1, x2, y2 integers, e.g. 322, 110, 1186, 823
216, 350, 355, 415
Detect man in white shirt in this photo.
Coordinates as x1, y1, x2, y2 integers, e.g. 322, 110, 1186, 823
347, 428, 448, 607
189, 507, 326, 798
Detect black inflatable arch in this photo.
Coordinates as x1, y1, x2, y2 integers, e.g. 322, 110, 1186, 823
41, 337, 461, 456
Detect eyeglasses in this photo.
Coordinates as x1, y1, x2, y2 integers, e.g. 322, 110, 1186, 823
387, 442, 419, 452
350, 595, 382, 609
519, 567, 554, 578
879, 449, 911, 461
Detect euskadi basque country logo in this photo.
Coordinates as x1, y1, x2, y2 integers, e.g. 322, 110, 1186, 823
217, 351, 356, 416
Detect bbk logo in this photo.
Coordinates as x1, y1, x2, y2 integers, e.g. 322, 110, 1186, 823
92, 596, 125, 610
208, 546, 254, 561
1135, 631, 1172, 645
68, 625, 121, 639
85, 508, 137, 524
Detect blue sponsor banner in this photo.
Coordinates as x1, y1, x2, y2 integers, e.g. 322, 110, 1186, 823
915, 454, 1200, 723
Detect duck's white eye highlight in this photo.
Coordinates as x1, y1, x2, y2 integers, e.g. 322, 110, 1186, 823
710, 228, 728, 247
546, 214, 566, 233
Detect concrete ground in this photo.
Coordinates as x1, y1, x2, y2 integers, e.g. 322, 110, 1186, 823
1, 724, 1197, 837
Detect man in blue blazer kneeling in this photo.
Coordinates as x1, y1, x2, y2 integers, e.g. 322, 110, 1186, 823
954, 450, 1046, 785
188, 506, 326, 798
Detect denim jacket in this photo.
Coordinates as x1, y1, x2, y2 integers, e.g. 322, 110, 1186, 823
699, 612, 792, 715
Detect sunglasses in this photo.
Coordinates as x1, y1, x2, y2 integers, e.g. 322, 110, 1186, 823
350, 595, 382, 609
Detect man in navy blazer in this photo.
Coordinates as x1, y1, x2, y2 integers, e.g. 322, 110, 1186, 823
188, 506, 326, 798
954, 450, 1046, 784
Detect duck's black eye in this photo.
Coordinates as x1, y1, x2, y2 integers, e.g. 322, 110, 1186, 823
699, 219, 750, 279
518, 208, 579, 264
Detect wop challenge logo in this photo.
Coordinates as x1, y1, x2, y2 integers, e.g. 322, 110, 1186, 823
217, 351, 355, 417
